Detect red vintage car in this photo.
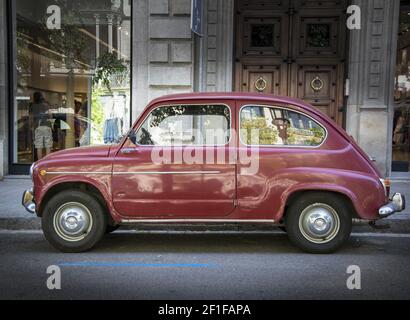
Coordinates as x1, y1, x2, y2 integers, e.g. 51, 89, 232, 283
22, 93, 405, 253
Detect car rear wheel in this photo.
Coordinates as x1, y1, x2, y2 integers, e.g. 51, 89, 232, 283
285, 192, 352, 253
42, 190, 107, 253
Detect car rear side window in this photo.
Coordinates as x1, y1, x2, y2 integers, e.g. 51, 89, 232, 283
136, 104, 231, 146
240, 105, 326, 147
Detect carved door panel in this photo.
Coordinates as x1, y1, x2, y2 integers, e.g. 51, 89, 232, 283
292, 64, 341, 120
238, 66, 285, 95
235, 0, 347, 126
235, 0, 290, 96
291, 2, 347, 125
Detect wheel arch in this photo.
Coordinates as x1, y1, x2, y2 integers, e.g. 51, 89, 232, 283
37, 181, 113, 224
278, 188, 359, 222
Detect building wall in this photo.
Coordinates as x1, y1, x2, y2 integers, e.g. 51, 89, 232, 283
132, 0, 194, 120
0, 0, 8, 179
346, 0, 400, 176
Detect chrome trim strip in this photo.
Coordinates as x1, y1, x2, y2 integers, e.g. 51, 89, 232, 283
120, 219, 275, 224
46, 172, 112, 175
45, 171, 221, 175
113, 171, 221, 175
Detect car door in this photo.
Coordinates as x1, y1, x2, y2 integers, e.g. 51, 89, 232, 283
236, 101, 327, 219
112, 101, 237, 218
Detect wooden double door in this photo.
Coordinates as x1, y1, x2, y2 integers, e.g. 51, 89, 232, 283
235, 0, 348, 126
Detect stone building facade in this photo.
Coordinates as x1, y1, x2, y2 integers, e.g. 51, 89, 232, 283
0, 0, 408, 179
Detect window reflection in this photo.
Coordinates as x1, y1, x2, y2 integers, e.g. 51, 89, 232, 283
136, 105, 231, 146
393, 5, 410, 172
240, 106, 326, 146
14, 0, 131, 163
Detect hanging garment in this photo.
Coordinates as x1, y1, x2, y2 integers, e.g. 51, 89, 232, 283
103, 118, 122, 144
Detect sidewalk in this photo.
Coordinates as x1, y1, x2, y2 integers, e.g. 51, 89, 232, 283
0, 176, 409, 232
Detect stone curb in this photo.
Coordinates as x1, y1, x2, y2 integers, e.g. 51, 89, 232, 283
1, 217, 409, 234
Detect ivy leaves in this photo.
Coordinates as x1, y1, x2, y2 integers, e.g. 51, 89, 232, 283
92, 52, 127, 93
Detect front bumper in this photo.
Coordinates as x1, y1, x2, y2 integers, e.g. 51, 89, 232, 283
379, 193, 406, 218
22, 188, 36, 214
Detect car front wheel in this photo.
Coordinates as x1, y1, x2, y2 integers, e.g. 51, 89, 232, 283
285, 192, 352, 253
42, 190, 107, 253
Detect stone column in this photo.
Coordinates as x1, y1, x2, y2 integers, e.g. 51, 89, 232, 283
107, 14, 114, 53
0, 0, 8, 178
94, 14, 100, 59
132, 0, 149, 120
346, 0, 400, 176
117, 16, 122, 59
64, 69, 76, 149
201, 0, 234, 92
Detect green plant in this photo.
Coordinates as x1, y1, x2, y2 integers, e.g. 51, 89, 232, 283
16, 26, 33, 74
93, 52, 127, 93
240, 117, 278, 145
90, 89, 104, 144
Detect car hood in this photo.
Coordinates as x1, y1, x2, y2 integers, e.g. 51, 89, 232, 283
40, 145, 112, 161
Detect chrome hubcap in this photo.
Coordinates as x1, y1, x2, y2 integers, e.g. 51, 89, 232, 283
299, 203, 340, 244
53, 202, 93, 242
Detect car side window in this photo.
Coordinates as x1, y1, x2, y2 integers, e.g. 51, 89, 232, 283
240, 105, 326, 146
136, 105, 231, 146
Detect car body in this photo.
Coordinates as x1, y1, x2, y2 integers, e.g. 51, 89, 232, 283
22, 93, 406, 253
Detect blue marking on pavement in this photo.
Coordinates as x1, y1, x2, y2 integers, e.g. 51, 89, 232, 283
58, 261, 215, 268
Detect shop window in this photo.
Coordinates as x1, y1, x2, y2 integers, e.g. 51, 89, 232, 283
12, 0, 131, 164
392, 4, 410, 172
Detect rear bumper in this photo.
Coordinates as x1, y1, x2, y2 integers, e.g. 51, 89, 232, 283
22, 188, 36, 214
379, 193, 406, 218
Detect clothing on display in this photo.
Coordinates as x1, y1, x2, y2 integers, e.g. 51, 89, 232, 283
34, 125, 53, 149
103, 117, 123, 144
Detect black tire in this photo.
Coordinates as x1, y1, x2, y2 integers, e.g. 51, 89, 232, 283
285, 192, 352, 254
42, 190, 107, 253
105, 224, 120, 234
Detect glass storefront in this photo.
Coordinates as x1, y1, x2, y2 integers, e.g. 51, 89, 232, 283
393, 3, 410, 173
11, 0, 131, 166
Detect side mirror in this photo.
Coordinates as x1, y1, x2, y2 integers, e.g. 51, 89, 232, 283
128, 130, 137, 145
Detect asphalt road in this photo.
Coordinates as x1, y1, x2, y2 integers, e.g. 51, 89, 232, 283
0, 230, 409, 300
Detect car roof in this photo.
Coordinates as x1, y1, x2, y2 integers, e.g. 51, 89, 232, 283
149, 92, 327, 122
148, 92, 353, 143
150, 92, 308, 107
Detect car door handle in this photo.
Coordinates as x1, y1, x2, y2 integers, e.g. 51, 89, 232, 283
121, 147, 139, 154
